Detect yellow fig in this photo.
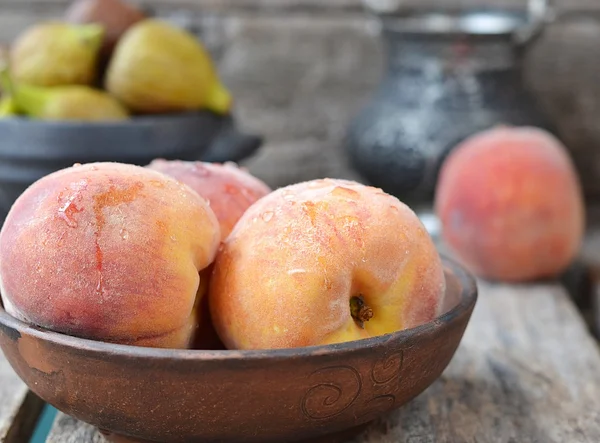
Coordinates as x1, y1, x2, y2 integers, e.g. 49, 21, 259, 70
105, 19, 232, 115
0, 69, 128, 122
10, 21, 104, 87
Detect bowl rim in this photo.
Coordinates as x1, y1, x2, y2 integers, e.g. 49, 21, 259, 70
0, 110, 225, 129
0, 255, 477, 361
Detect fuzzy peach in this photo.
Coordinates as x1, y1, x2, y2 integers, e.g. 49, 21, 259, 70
208, 178, 446, 350
0, 162, 221, 348
146, 159, 271, 241
434, 125, 585, 282
146, 159, 271, 349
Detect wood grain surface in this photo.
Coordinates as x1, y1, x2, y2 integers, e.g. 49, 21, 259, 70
0, 355, 43, 443
45, 414, 105, 443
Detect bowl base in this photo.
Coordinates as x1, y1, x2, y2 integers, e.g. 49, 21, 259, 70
99, 423, 370, 443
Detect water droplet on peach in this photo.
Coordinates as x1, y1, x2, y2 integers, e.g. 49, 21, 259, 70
120, 228, 129, 240
262, 211, 274, 222
96, 275, 105, 295
331, 186, 359, 199
57, 211, 78, 228
287, 268, 307, 275
57, 194, 83, 228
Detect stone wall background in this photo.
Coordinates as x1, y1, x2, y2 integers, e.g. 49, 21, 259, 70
2, 0, 600, 200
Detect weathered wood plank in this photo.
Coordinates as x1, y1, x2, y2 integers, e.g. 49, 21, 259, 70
45, 413, 106, 443
1, 0, 600, 14
0, 353, 44, 443
43, 279, 600, 442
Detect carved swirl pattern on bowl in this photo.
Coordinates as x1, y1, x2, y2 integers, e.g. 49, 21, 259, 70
301, 349, 405, 420
301, 365, 362, 419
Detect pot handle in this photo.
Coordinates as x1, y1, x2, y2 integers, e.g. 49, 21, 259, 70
199, 115, 264, 164
514, 0, 555, 46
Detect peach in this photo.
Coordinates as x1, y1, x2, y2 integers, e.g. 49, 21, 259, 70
146, 159, 272, 241
208, 178, 446, 350
145, 159, 271, 350
434, 125, 585, 282
0, 162, 221, 348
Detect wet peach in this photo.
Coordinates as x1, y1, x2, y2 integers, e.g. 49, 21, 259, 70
208, 178, 446, 350
434, 126, 585, 282
0, 162, 221, 348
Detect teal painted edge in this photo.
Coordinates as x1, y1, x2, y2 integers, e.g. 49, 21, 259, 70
30, 404, 57, 443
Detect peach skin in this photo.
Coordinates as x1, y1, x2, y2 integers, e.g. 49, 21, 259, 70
434, 125, 585, 282
0, 162, 221, 348
146, 159, 271, 241
208, 178, 446, 350
146, 159, 271, 349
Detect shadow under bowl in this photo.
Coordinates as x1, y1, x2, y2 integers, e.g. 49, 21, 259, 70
0, 256, 477, 443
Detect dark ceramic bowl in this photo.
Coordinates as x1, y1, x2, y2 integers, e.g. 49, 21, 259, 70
0, 256, 476, 443
0, 112, 263, 225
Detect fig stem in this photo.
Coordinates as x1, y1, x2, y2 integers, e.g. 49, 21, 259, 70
350, 295, 373, 329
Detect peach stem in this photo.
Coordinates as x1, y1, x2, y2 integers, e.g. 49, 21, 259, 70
350, 295, 373, 329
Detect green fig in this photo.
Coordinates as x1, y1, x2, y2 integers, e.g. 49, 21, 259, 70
105, 19, 232, 115
0, 96, 19, 118
0, 69, 129, 122
10, 21, 105, 87
0, 44, 8, 96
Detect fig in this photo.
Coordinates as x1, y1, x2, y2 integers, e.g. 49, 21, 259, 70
0, 44, 7, 93
1, 69, 128, 122
10, 21, 104, 87
105, 19, 232, 115
0, 96, 18, 118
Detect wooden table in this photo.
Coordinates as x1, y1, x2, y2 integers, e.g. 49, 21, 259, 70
3, 238, 600, 443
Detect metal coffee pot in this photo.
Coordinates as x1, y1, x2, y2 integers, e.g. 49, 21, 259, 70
345, 0, 555, 207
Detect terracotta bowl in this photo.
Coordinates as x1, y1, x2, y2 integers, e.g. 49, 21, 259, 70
0, 256, 477, 443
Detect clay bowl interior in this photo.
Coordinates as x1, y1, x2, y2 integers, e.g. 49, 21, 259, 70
0, 256, 477, 443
